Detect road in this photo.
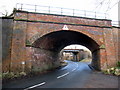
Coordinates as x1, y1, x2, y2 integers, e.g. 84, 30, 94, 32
3, 60, 92, 89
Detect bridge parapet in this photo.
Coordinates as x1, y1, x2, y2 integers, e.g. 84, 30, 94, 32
14, 10, 112, 27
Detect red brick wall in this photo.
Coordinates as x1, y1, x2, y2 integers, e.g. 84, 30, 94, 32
10, 21, 27, 72
2, 18, 13, 72
15, 11, 111, 27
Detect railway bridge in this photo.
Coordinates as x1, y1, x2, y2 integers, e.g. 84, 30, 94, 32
2, 8, 119, 73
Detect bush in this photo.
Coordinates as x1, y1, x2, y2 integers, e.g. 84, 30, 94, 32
2, 72, 27, 79
102, 61, 120, 76
19, 72, 27, 76
103, 68, 120, 76
2, 72, 15, 79
117, 61, 120, 67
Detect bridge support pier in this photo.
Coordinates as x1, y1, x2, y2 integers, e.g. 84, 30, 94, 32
92, 48, 108, 70
99, 48, 108, 70
92, 50, 100, 70
72, 52, 79, 62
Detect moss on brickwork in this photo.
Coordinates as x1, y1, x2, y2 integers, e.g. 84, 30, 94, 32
99, 44, 105, 49
26, 40, 32, 46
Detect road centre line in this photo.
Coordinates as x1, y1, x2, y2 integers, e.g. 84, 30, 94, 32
72, 68, 76, 71
57, 72, 70, 79
75, 63, 79, 68
72, 63, 78, 71
72, 62, 78, 69
24, 62, 79, 89
24, 82, 46, 90
22, 61, 79, 90
57, 62, 79, 79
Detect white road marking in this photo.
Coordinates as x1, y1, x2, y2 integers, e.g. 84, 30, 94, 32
24, 82, 46, 90
71, 62, 79, 72
75, 63, 79, 68
72, 68, 76, 71
23, 61, 79, 90
57, 72, 70, 79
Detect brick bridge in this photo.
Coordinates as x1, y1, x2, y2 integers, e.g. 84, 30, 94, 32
2, 10, 119, 73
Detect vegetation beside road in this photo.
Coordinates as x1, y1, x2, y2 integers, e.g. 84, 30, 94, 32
60, 61, 68, 67
79, 59, 120, 76
102, 61, 120, 76
80, 59, 92, 62
1, 60, 119, 83
1, 61, 68, 82
1, 72, 27, 80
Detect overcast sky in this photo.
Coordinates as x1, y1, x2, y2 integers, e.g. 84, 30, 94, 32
0, 0, 119, 50
0, 0, 119, 21
64, 45, 90, 51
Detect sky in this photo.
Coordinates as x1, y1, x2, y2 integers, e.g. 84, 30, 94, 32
64, 45, 90, 51
0, 0, 119, 50
0, 0, 119, 21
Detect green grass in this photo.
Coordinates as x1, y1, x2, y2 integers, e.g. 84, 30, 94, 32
80, 59, 92, 62
60, 61, 68, 66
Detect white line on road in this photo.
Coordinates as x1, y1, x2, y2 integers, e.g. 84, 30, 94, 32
24, 82, 46, 90
57, 72, 70, 79
75, 63, 79, 68
72, 68, 76, 71
71, 63, 78, 72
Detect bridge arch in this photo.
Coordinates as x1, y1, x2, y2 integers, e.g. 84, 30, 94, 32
31, 30, 101, 71
32, 30, 100, 52
29, 28, 102, 47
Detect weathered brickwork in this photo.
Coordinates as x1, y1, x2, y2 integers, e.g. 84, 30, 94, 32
112, 28, 119, 62
2, 18, 13, 72
26, 22, 104, 45
104, 29, 116, 67
2, 10, 119, 73
10, 21, 26, 72
15, 11, 111, 27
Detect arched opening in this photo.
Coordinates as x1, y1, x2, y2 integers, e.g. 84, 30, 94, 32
61, 44, 92, 63
31, 30, 100, 72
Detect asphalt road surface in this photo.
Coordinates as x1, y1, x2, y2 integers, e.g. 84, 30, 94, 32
3, 60, 92, 89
